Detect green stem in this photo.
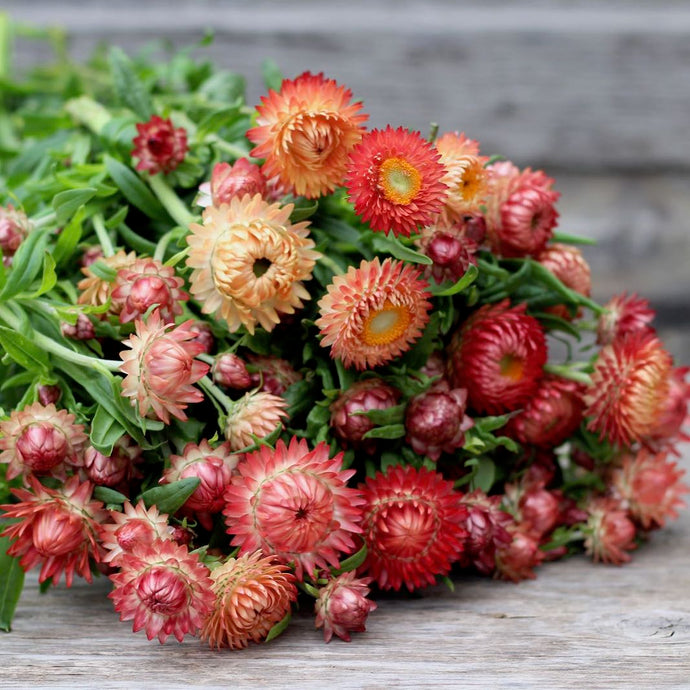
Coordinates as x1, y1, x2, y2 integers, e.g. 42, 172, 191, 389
153, 228, 178, 263
92, 214, 115, 257
0, 304, 122, 372
147, 175, 195, 228
197, 376, 236, 414
32, 211, 57, 229
0, 12, 11, 82
197, 352, 215, 366
543, 363, 592, 386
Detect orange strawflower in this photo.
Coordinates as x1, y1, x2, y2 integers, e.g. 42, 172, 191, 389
77, 249, 137, 313
247, 72, 368, 198
537, 243, 592, 320
316, 257, 432, 370
201, 551, 297, 649
346, 126, 447, 236
186, 195, 320, 334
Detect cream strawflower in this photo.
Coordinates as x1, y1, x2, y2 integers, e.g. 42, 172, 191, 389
224, 390, 288, 452
186, 195, 320, 334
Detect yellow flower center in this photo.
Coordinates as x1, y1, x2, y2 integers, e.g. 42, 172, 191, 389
361, 301, 412, 346
379, 157, 422, 205
499, 354, 525, 382
458, 160, 485, 201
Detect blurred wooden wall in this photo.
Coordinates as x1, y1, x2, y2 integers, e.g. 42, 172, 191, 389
5, 0, 689, 355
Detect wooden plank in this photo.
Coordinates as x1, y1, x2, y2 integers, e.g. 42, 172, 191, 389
5, 1, 690, 170
2, 445, 690, 688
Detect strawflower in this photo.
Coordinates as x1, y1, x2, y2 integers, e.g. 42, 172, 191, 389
132, 115, 187, 175
584, 497, 637, 565
597, 292, 656, 346
224, 390, 288, 452
197, 159, 267, 208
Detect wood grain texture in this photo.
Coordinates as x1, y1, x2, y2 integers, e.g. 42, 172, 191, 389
2, 446, 689, 689
5, 0, 690, 171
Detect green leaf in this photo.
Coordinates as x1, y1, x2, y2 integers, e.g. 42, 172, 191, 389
282, 379, 314, 419
0, 326, 50, 375
359, 403, 406, 426
0, 228, 49, 299
431, 264, 479, 296
93, 486, 127, 505
87, 260, 117, 282
90, 404, 126, 456
475, 415, 511, 433
261, 59, 283, 92
195, 106, 242, 141
362, 423, 406, 440
104, 205, 129, 230
52, 187, 97, 225
264, 611, 291, 643
108, 46, 153, 120
289, 199, 319, 223
23, 253, 57, 298
53, 206, 85, 265
332, 543, 368, 575
470, 456, 496, 493
104, 155, 168, 221
0, 536, 25, 632
552, 232, 597, 246
371, 233, 433, 265
139, 477, 201, 515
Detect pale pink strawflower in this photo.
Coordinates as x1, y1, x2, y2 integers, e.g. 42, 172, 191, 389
212, 353, 252, 390
584, 497, 637, 565
0, 402, 87, 480
646, 367, 690, 448
77, 249, 137, 312
612, 448, 688, 530
1, 476, 107, 586
0, 204, 31, 259
119, 310, 209, 424
597, 292, 656, 346
247, 354, 302, 396
99, 500, 174, 566
83, 437, 142, 488
329, 378, 401, 451
111, 258, 188, 325
188, 321, 215, 354
404, 382, 473, 461
224, 390, 288, 452
61, 313, 96, 341
494, 527, 544, 582
109, 540, 214, 643
201, 551, 297, 649
161, 440, 240, 529
197, 159, 268, 208
315, 572, 377, 643
223, 437, 364, 579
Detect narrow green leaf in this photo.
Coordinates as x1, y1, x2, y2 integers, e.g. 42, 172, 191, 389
371, 234, 433, 265
53, 206, 85, 265
475, 415, 511, 433
93, 486, 127, 505
470, 456, 496, 493
104, 155, 168, 221
264, 611, 291, 643
0, 326, 50, 374
431, 264, 479, 297
87, 260, 117, 282
23, 253, 57, 298
332, 543, 368, 575
359, 403, 406, 426
139, 477, 200, 515
0, 228, 49, 299
90, 404, 126, 456
261, 59, 283, 92
108, 46, 153, 120
289, 199, 319, 223
0, 536, 25, 632
362, 423, 406, 440
104, 205, 129, 230
52, 187, 97, 225
552, 232, 598, 246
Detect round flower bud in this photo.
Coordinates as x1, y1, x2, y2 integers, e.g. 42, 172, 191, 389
197, 159, 268, 208
247, 354, 302, 396
15, 422, 70, 474
584, 497, 637, 565
213, 353, 252, 390
0, 205, 31, 258
61, 313, 96, 341
37, 385, 61, 406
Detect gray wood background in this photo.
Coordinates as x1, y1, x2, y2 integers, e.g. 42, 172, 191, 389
3, 444, 690, 689
4, 0, 690, 357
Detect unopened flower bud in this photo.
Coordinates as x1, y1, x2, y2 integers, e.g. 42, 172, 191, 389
584, 497, 637, 565
213, 353, 252, 389
247, 354, 302, 396
80, 246, 104, 268
314, 572, 377, 643
197, 159, 268, 208
0, 205, 31, 258
404, 381, 473, 461
189, 322, 215, 354
61, 313, 96, 341
37, 385, 61, 406
15, 422, 70, 474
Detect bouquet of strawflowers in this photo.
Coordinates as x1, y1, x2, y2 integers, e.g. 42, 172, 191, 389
0, 34, 688, 649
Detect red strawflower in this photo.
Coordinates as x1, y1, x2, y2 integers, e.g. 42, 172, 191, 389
1, 476, 106, 586
100, 500, 174, 566
316, 257, 432, 370
537, 243, 592, 320
329, 378, 401, 451
504, 483, 562, 541
248, 71, 368, 198
597, 292, 656, 346
584, 331, 672, 447
457, 489, 512, 575
404, 381, 474, 461
494, 527, 545, 582
314, 572, 377, 643
447, 300, 547, 414
584, 497, 637, 565
359, 465, 467, 591
504, 374, 585, 447
346, 126, 447, 237
132, 115, 187, 175
0, 204, 31, 260
212, 353, 252, 390
201, 552, 297, 649
646, 367, 690, 448
83, 436, 142, 488
161, 440, 240, 530
484, 161, 560, 257
109, 540, 214, 643
612, 448, 688, 530
247, 353, 302, 396
0, 402, 87, 480
415, 217, 479, 285
111, 258, 188, 325
223, 437, 364, 579
197, 159, 267, 208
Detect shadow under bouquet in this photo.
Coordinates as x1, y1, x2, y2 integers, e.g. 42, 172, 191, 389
0, 33, 688, 648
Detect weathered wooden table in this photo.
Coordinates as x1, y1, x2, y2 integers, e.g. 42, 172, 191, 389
3, 446, 689, 689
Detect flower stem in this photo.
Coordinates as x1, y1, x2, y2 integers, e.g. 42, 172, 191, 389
198, 376, 236, 414
543, 363, 592, 386
0, 304, 122, 372
148, 174, 195, 228
153, 228, 178, 263
197, 352, 215, 366
92, 213, 115, 257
